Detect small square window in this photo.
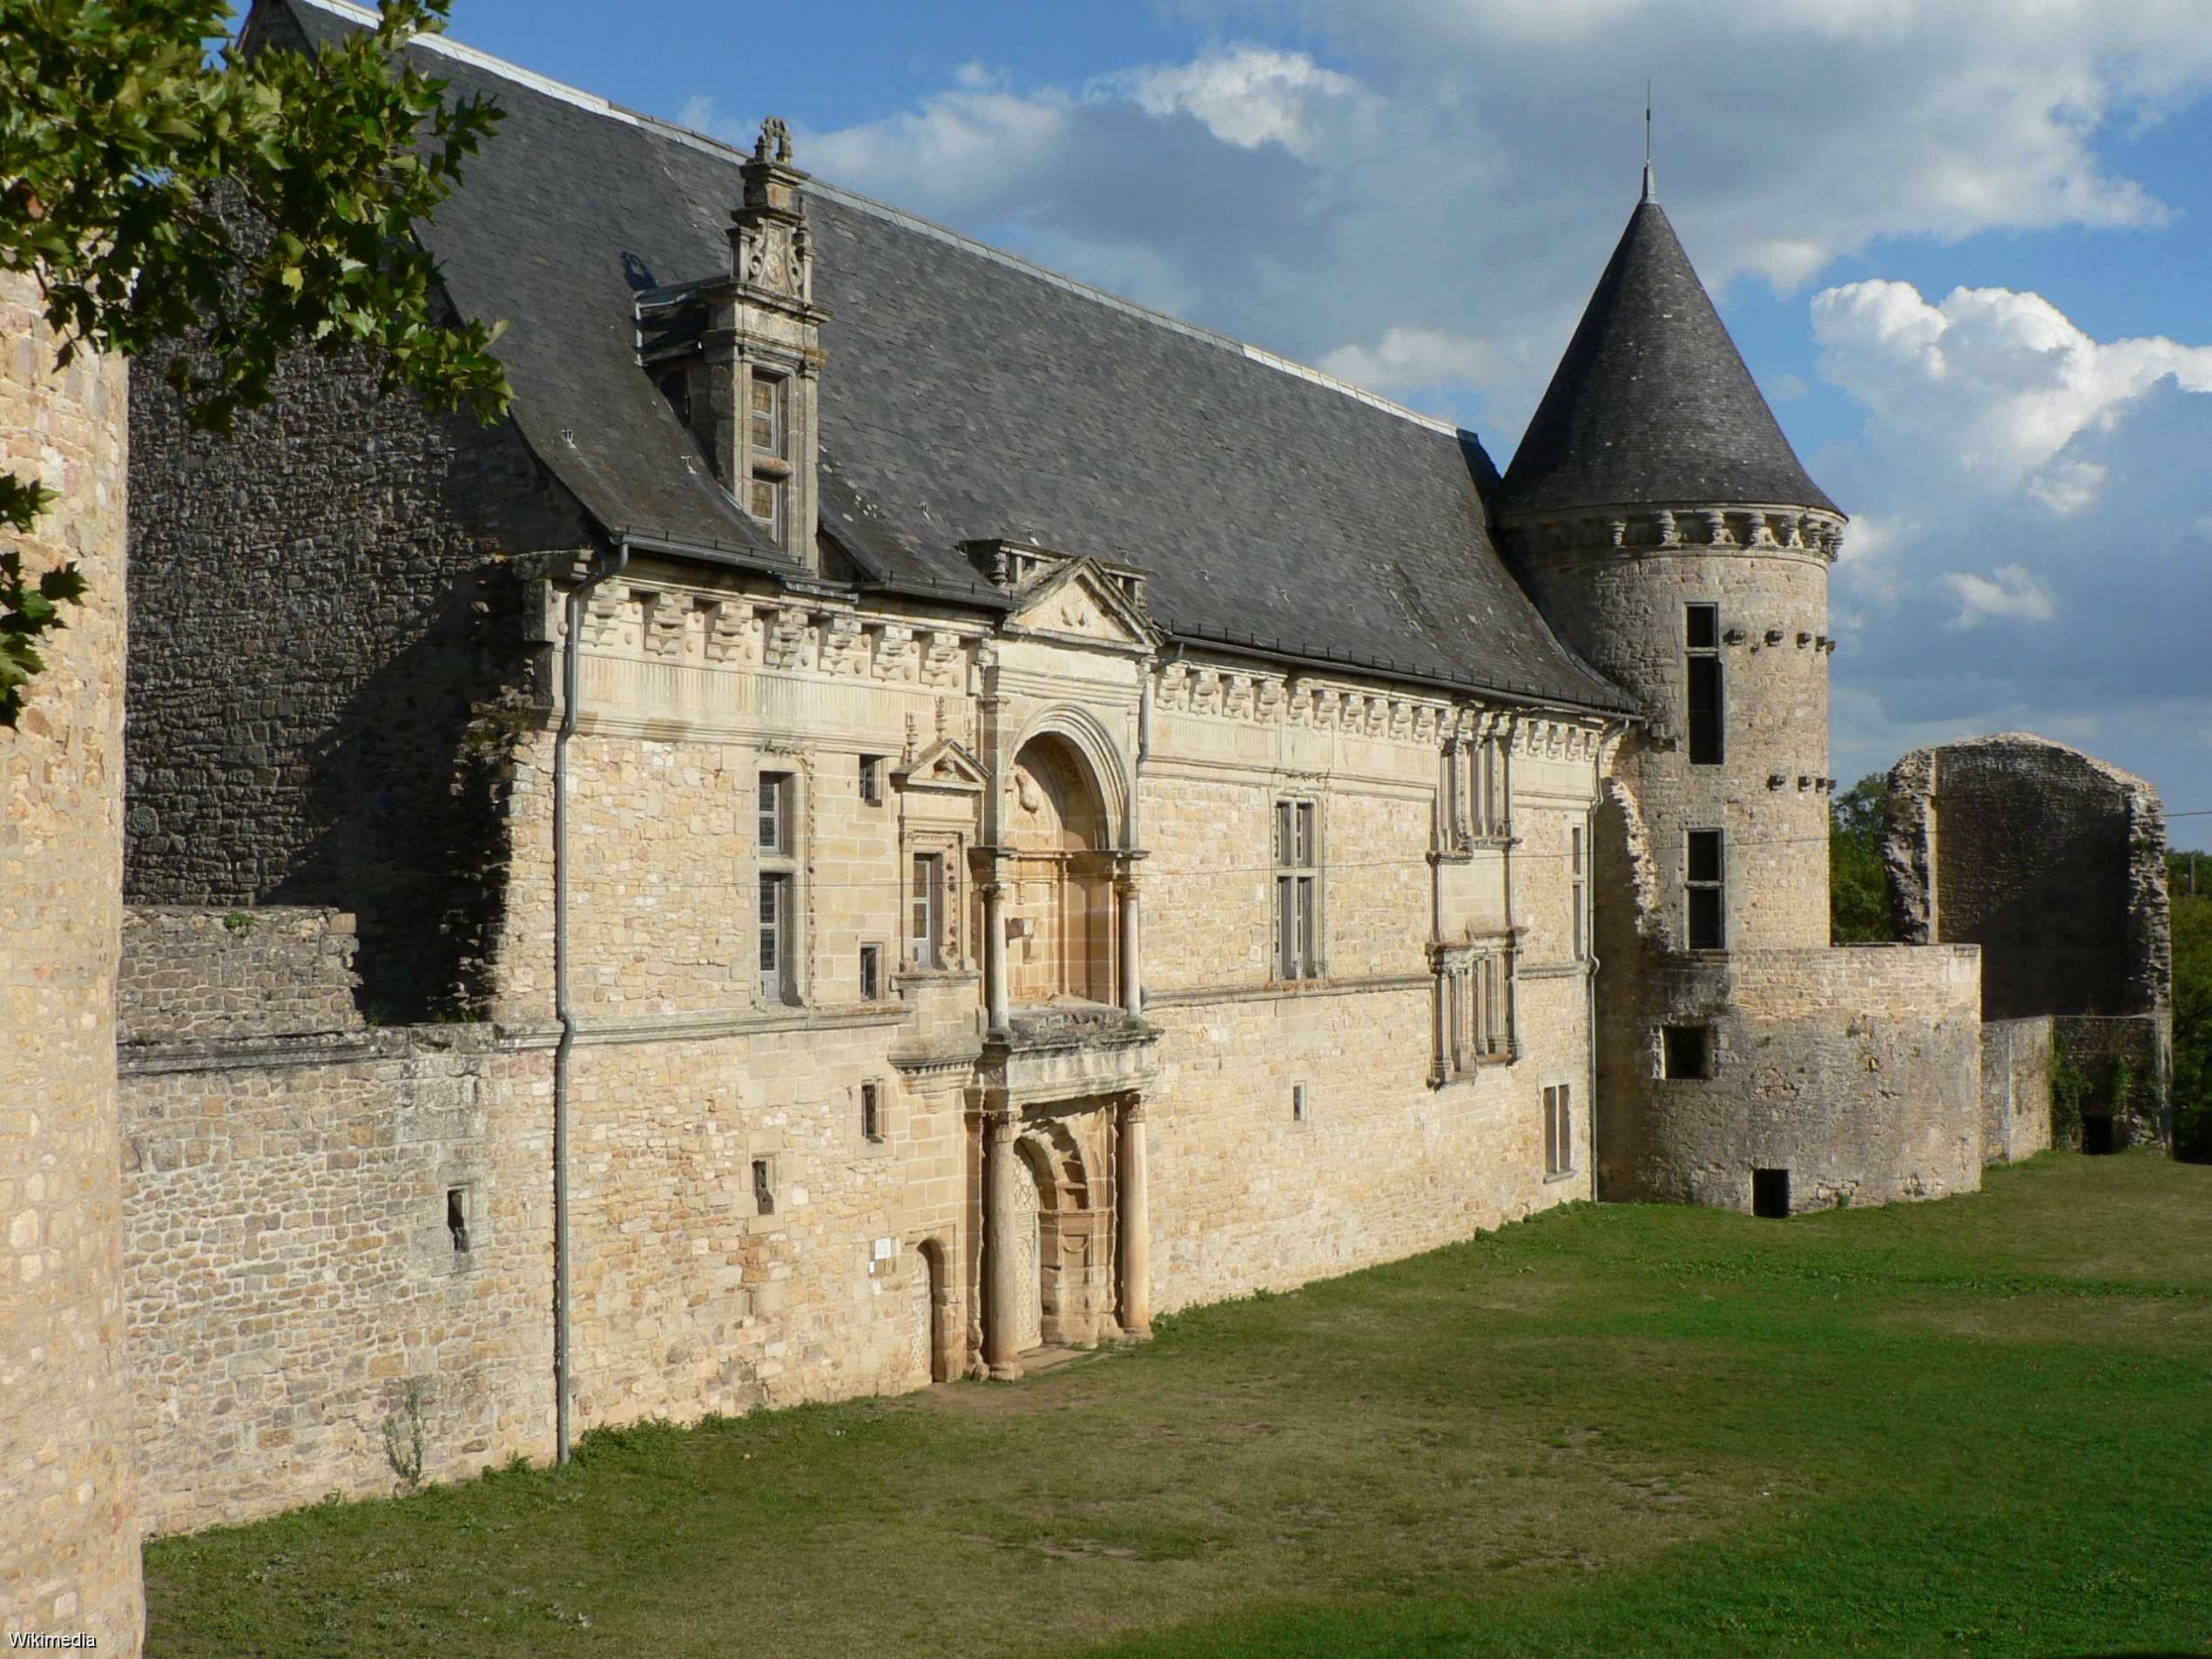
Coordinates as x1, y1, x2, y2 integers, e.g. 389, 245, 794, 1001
861, 1082, 884, 1143
1686, 603, 1719, 651
1662, 1024, 1713, 1080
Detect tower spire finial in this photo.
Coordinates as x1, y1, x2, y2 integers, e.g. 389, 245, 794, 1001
1642, 81, 1655, 203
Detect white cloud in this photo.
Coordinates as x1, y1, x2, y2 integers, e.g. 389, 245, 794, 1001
1816, 285, 2212, 809
1811, 279, 2212, 499
1116, 48, 1380, 159
1316, 327, 1491, 399
1941, 563, 2058, 630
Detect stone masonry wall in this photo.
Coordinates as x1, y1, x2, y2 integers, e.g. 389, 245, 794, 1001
0, 270, 143, 1651
120, 906, 362, 1043
126, 321, 593, 1021
1600, 944, 1984, 1211
2053, 1015, 2171, 1150
119, 1030, 547, 1537
1980, 1015, 2054, 1166
1512, 536, 1833, 952
1887, 732, 2171, 1022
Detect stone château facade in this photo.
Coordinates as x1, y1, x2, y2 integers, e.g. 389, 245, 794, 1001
17, 0, 2155, 1587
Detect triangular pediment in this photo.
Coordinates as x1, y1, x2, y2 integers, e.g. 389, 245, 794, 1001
894, 738, 990, 793
1004, 559, 1161, 653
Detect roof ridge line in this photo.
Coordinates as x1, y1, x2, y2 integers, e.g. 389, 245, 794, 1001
287, 0, 1463, 442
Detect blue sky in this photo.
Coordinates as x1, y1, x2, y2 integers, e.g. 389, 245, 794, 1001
425, 0, 2212, 844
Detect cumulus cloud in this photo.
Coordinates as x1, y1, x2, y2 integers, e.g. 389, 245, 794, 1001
1942, 564, 2059, 630
1114, 48, 1382, 159
1815, 283, 2212, 808
1811, 279, 2212, 496
736, 2, 2212, 439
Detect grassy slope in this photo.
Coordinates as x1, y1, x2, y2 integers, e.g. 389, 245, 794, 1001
145, 1154, 2212, 1658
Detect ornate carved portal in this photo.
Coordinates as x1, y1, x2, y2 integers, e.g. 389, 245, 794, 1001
1006, 736, 1116, 1006
981, 1100, 1135, 1371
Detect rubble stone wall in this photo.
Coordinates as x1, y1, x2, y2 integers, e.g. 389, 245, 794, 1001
1597, 944, 1984, 1211
1979, 1015, 2054, 1166
119, 905, 362, 1043
0, 269, 142, 1651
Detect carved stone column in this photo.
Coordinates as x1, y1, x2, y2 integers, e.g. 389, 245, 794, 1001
1116, 871, 1143, 1018
1117, 1097, 1152, 1341
979, 878, 1010, 1033
982, 1111, 1026, 1380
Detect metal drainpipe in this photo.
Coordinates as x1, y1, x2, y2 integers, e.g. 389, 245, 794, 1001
553, 541, 628, 1465
1586, 719, 1629, 1195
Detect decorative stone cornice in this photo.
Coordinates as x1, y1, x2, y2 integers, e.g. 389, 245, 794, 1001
1494, 502, 1847, 563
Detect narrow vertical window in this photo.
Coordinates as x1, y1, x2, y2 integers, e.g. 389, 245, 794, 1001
1441, 745, 1465, 846
1543, 1087, 1574, 1176
759, 873, 792, 1001
859, 943, 881, 1002
446, 1187, 470, 1251
909, 853, 943, 969
859, 754, 884, 806
1571, 826, 1587, 961
1686, 603, 1723, 765
1687, 828, 1726, 950
752, 1158, 776, 1217
860, 1082, 883, 1143
746, 371, 787, 539
758, 772, 790, 853
1274, 799, 1319, 980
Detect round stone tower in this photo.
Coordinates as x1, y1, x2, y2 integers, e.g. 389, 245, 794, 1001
1491, 178, 1844, 957
1487, 179, 1963, 1216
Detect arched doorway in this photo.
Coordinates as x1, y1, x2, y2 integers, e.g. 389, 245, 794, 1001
907, 1239, 948, 1386
1006, 735, 1115, 1005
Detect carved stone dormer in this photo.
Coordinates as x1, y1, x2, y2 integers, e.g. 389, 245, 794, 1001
702, 118, 831, 570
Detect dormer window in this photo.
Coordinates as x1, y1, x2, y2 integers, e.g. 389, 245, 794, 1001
749, 371, 785, 456
746, 369, 789, 539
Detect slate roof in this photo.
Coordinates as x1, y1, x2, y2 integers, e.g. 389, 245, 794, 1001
275, 0, 1631, 713
1495, 196, 1839, 520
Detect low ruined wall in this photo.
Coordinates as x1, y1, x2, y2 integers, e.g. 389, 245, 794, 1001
120, 1030, 550, 1537
1888, 733, 2169, 1022
120, 905, 362, 1043
2053, 1014, 2171, 1150
1605, 944, 1984, 1212
1980, 1016, 2054, 1165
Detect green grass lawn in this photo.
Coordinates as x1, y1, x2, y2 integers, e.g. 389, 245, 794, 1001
145, 1152, 2212, 1658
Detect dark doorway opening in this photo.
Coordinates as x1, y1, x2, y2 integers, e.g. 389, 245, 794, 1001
1752, 1169, 1791, 1217
2081, 1114, 2117, 1155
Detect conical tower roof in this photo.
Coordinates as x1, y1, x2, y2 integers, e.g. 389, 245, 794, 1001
1495, 194, 1838, 519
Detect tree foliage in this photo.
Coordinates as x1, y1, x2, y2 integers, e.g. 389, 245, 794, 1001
1831, 772, 1896, 944
2168, 851, 2211, 1160
0, 0, 510, 725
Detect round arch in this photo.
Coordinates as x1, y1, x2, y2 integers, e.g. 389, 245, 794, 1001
1008, 704, 1132, 848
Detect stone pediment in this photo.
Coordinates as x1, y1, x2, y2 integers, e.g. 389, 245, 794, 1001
894, 738, 990, 794
1003, 559, 1161, 655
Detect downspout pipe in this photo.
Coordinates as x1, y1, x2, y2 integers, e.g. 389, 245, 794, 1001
553, 541, 629, 1465
1587, 719, 1628, 1197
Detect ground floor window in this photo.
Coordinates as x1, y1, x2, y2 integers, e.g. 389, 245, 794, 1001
1543, 1085, 1572, 1175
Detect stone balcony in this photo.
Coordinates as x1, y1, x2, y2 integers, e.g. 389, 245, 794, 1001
978, 997, 1159, 1111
